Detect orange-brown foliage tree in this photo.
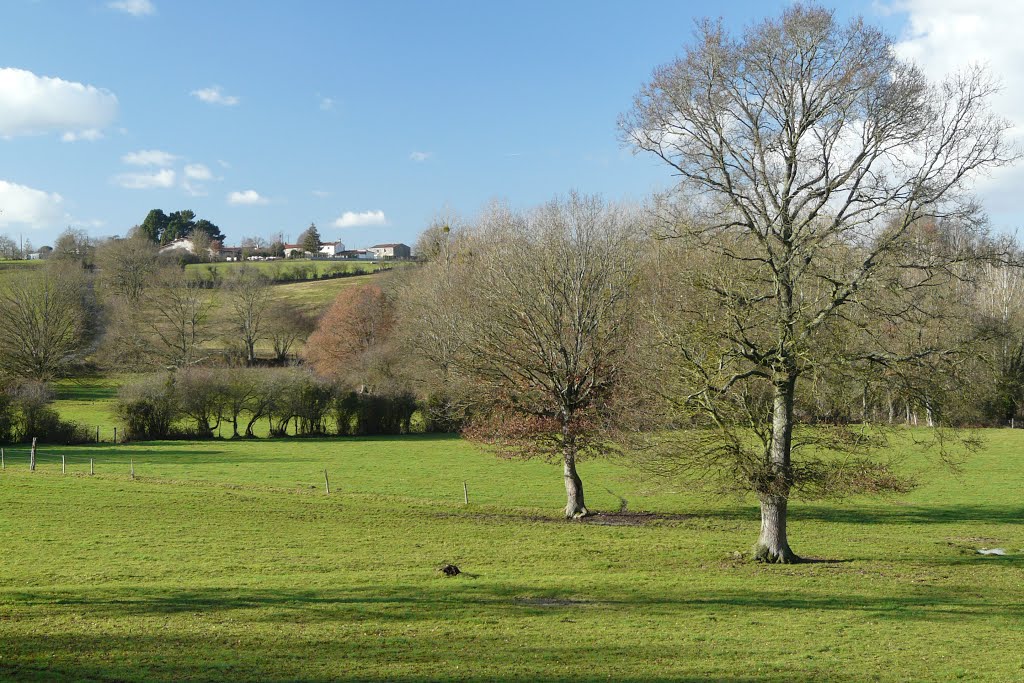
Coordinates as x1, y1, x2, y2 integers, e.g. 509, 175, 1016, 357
303, 284, 395, 385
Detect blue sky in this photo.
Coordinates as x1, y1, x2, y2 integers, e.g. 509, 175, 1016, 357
1, 1, 1018, 248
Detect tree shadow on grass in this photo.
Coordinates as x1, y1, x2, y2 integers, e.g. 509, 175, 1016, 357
7, 581, 1022, 625
0, 583, 954, 683
690, 504, 1024, 526
0, 627, 862, 683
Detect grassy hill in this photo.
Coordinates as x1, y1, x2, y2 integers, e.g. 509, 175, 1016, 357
186, 259, 389, 282
0, 426, 1021, 681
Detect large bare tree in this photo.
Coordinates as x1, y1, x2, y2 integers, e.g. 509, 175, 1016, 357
621, 5, 1016, 561
0, 264, 94, 380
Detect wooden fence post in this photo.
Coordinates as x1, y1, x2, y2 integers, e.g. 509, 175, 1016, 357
130, 459, 135, 480
61, 454, 65, 474
90, 458, 94, 476
113, 427, 117, 444
30, 437, 36, 472
463, 481, 469, 505
1, 447, 4, 470
324, 469, 331, 495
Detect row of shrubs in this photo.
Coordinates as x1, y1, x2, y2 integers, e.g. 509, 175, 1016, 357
0, 381, 92, 444
116, 368, 449, 441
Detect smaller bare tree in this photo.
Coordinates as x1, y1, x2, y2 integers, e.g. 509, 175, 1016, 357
225, 266, 272, 365
143, 268, 214, 368
447, 195, 644, 518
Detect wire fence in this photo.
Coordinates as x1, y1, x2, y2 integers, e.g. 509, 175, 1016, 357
0, 444, 479, 501
0, 441, 133, 478
0, 441, 340, 498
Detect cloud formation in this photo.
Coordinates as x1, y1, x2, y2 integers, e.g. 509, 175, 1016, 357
333, 210, 387, 228
115, 169, 176, 190
0, 180, 65, 228
62, 129, 104, 142
122, 149, 177, 166
184, 163, 213, 181
409, 151, 431, 162
191, 85, 240, 106
227, 190, 269, 205
108, 0, 155, 16
0, 68, 118, 139
893, 0, 1024, 214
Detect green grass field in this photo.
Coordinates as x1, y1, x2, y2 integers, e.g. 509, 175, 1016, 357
1, 419, 1023, 681
187, 259, 386, 281
0, 259, 43, 271
269, 272, 380, 312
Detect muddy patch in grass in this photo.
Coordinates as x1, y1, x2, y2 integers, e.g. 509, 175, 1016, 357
577, 511, 690, 527
431, 510, 691, 527
514, 597, 591, 608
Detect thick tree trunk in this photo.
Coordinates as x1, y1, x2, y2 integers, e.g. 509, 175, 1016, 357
753, 375, 801, 563
563, 455, 589, 519
754, 495, 799, 563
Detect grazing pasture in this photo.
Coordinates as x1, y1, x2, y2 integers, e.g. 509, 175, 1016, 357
0, 429, 1021, 681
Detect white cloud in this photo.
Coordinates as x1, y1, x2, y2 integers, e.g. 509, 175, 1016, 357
108, 0, 155, 16
182, 164, 215, 196
122, 149, 177, 166
409, 151, 431, 162
191, 85, 240, 106
0, 180, 65, 228
115, 169, 176, 190
184, 163, 213, 180
227, 190, 269, 205
62, 129, 103, 142
311, 189, 331, 198
0, 68, 118, 139
333, 210, 387, 228
319, 96, 335, 111
892, 0, 1024, 215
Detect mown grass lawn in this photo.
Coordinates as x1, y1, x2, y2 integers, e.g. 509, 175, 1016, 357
1, 429, 1023, 681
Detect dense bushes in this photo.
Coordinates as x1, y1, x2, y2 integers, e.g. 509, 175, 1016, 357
0, 381, 91, 444
115, 368, 428, 441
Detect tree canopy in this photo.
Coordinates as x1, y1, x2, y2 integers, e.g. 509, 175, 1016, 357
138, 209, 225, 245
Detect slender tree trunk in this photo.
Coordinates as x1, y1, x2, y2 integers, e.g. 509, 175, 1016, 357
754, 375, 800, 563
563, 454, 588, 519
561, 422, 589, 519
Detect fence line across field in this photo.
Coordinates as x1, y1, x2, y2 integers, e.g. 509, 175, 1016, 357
0, 442, 477, 505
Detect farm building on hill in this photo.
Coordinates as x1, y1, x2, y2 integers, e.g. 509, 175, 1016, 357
368, 243, 411, 259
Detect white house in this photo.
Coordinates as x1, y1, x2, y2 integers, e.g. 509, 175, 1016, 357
318, 240, 346, 257
284, 240, 347, 258
159, 237, 217, 258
